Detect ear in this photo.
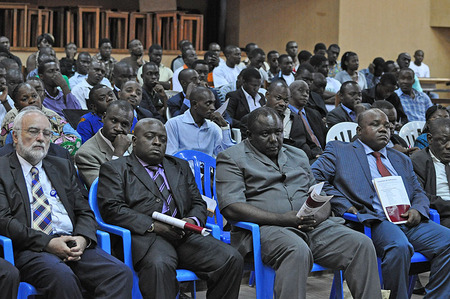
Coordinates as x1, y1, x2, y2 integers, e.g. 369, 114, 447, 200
132, 135, 137, 147
356, 125, 361, 136
101, 112, 106, 121
427, 133, 433, 145
246, 130, 252, 140
12, 130, 19, 145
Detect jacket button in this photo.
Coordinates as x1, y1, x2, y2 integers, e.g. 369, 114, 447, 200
156, 198, 161, 203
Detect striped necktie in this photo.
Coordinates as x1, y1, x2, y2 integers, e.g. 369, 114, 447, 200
30, 167, 53, 234
147, 166, 178, 218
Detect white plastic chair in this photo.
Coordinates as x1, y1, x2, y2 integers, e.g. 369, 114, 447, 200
326, 122, 358, 143
398, 121, 426, 147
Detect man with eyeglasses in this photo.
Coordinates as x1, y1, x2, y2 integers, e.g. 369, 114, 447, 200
0, 109, 133, 298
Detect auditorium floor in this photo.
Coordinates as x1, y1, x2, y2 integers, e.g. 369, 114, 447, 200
195, 271, 429, 298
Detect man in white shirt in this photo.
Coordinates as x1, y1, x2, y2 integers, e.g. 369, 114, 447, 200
213, 45, 242, 88
409, 50, 430, 78
71, 60, 111, 109
172, 48, 198, 92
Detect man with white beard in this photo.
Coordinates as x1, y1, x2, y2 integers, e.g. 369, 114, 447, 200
0, 109, 132, 298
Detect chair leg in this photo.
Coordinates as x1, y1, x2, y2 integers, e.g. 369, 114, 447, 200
407, 274, 418, 299
329, 270, 344, 299
249, 270, 255, 287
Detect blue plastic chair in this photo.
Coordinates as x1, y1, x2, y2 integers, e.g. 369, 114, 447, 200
89, 177, 220, 299
174, 150, 230, 243
1, 231, 110, 299
343, 209, 440, 298
231, 221, 344, 299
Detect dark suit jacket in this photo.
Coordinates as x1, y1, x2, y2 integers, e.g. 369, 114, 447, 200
240, 111, 322, 160
304, 107, 327, 150
226, 88, 266, 128
307, 91, 328, 118
97, 153, 207, 265
138, 90, 165, 123
326, 104, 354, 128
311, 140, 430, 223
0, 152, 97, 253
135, 106, 164, 122
411, 148, 450, 219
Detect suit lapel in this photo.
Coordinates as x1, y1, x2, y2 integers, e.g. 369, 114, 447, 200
238, 88, 251, 113
42, 158, 75, 221
162, 157, 184, 211
95, 131, 113, 161
128, 154, 161, 198
352, 141, 376, 192
10, 153, 32, 225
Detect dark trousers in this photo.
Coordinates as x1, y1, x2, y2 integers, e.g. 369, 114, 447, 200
135, 233, 244, 299
0, 258, 20, 299
15, 246, 133, 299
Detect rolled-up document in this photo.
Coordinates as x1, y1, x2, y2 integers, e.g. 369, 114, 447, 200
297, 182, 333, 217
152, 211, 211, 236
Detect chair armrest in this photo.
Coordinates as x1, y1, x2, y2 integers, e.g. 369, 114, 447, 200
0, 235, 14, 265
342, 213, 372, 238
205, 223, 220, 240
230, 221, 262, 262
342, 213, 359, 222
429, 209, 440, 224
95, 230, 111, 254
96, 222, 133, 268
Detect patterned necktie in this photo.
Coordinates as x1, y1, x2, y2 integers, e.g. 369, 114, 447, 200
300, 111, 321, 147
30, 167, 53, 234
371, 152, 392, 177
147, 166, 178, 218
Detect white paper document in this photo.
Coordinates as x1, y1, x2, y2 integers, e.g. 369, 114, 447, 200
215, 99, 229, 115
297, 182, 333, 217
372, 176, 411, 224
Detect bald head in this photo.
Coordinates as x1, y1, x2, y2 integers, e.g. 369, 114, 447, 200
133, 118, 167, 165
179, 69, 199, 93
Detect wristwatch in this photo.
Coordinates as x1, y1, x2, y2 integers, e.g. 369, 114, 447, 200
147, 223, 155, 233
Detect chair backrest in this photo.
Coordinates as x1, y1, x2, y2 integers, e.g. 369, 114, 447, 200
231, 128, 242, 143
173, 150, 224, 229
88, 178, 106, 225
398, 121, 426, 147
326, 122, 358, 143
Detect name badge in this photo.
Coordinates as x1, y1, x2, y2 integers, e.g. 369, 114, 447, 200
50, 190, 57, 197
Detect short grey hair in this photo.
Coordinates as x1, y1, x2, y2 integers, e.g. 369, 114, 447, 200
12, 107, 46, 133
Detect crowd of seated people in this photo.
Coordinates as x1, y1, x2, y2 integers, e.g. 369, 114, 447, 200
0, 31, 449, 299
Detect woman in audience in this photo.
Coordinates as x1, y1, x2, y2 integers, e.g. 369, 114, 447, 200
25, 33, 55, 74
415, 104, 449, 149
335, 51, 367, 90
0, 80, 82, 155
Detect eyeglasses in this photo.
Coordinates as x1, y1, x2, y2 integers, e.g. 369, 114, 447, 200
18, 128, 53, 139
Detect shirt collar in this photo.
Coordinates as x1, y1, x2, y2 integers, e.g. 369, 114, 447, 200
16, 152, 43, 175
241, 86, 261, 101
99, 129, 115, 152
358, 139, 388, 158
429, 148, 448, 165
182, 109, 208, 129
340, 103, 354, 115
288, 104, 299, 114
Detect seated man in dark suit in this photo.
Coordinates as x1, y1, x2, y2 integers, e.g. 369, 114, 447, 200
411, 118, 450, 228
240, 80, 322, 162
97, 118, 244, 299
312, 108, 450, 299
295, 63, 328, 118
75, 100, 134, 188
119, 80, 163, 122
326, 81, 366, 128
226, 68, 265, 128
362, 72, 408, 124
0, 258, 20, 299
288, 80, 327, 149
217, 107, 381, 299
0, 109, 132, 298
